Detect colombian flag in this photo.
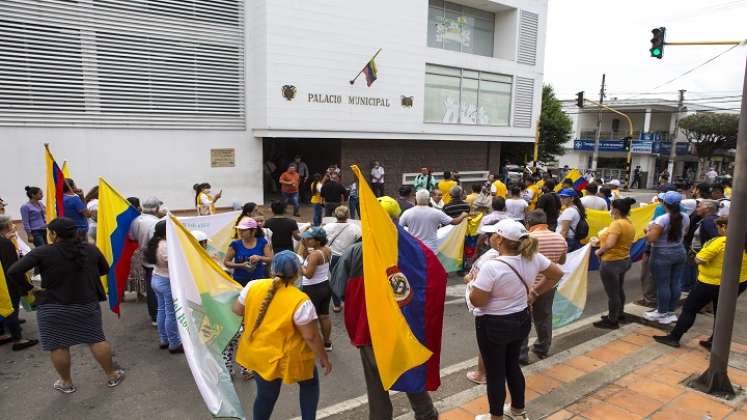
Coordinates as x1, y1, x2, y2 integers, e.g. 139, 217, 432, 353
586, 204, 657, 269
96, 178, 139, 315
363, 59, 378, 87
44, 144, 65, 221
352, 165, 446, 391
558, 169, 588, 193
61, 160, 71, 178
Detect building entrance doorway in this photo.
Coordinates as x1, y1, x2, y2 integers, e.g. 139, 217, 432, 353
262, 138, 342, 203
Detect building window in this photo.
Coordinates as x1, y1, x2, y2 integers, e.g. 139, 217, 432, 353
427, 0, 495, 57
425, 64, 511, 126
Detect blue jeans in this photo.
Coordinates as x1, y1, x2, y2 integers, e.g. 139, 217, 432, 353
650, 245, 687, 314
348, 196, 359, 219
31, 229, 48, 247
151, 274, 181, 349
312, 204, 323, 226
253, 369, 319, 420
283, 192, 300, 215
566, 237, 582, 252
330, 255, 342, 307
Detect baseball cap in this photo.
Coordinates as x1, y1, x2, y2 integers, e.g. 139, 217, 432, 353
609, 179, 621, 187
191, 230, 208, 242
301, 225, 327, 241
657, 191, 683, 205
481, 219, 529, 241
142, 196, 163, 212
377, 196, 401, 218
558, 188, 578, 198
235, 217, 258, 230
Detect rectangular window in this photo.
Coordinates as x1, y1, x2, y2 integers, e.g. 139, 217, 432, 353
427, 1, 495, 57
425, 64, 511, 126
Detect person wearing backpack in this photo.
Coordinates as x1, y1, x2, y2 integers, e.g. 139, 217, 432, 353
556, 189, 588, 252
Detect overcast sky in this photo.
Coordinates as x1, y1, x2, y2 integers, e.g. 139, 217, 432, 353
544, 0, 746, 108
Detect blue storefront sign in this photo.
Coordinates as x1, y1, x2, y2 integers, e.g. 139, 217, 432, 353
573, 132, 687, 155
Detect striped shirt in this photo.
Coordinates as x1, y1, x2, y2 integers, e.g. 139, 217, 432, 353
529, 225, 568, 284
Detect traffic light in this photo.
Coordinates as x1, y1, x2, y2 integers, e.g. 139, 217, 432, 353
623, 136, 632, 151
576, 91, 584, 108
650, 27, 666, 59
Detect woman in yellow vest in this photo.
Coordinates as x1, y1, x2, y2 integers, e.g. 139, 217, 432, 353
193, 182, 221, 216
232, 250, 332, 420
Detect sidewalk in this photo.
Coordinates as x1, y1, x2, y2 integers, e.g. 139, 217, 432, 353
440, 323, 747, 419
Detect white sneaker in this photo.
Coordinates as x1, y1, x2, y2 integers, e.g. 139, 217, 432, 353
658, 313, 678, 325
644, 310, 665, 321
504, 404, 530, 420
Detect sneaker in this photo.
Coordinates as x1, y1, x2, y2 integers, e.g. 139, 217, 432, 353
593, 318, 619, 330
503, 404, 530, 420
653, 335, 680, 348
169, 345, 184, 354
658, 313, 678, 325
150, 321, 157, 327
466, 370, 487, 385
159, 342, 169, 350
324, 342, 333, 352
53, 379, 77, 394
643, 310, 665, 322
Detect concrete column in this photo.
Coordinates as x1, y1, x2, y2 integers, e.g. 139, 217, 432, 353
643, 108, 652, 133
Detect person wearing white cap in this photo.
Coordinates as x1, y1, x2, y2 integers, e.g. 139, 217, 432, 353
608, 180, 623, 200
468, 219, 563, 420
644, 191, 690, 325
190, 230, 209, 249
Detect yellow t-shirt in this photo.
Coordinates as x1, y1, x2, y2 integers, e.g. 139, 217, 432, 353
527, 184, 540, 210
438, 180, 458, 204
725, 186, 733, 199
492, 180, 507, 199
696, 236, 747, 285
599, 218, 635, 262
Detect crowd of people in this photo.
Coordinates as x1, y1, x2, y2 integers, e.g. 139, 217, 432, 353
0, 159, 742, 420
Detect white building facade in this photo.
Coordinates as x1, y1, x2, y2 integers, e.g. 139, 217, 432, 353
1, 0, 547, 214
557, 99, 701, 188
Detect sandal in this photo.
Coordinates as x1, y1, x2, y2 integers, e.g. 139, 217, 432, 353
54, 379, 77, 394
12, 339, 39, 351
107, 369, 126, 388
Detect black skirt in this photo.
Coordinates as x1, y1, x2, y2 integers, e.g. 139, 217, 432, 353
37, 302, 106, 351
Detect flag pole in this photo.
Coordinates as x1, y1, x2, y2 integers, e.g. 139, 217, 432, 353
350, 48, 382, 85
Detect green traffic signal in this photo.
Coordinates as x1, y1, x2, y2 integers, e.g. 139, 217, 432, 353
650, 27, 665, 59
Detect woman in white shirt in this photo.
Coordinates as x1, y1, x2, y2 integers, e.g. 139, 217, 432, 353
505, 186, 528, 223
468, 219, 563, 420
322, 205, 362, 313
300, 226, 334, 351
556, 188, 587, 252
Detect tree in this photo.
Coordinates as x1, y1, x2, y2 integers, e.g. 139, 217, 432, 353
679, 113, 739, 158
538, 85, 572, 162
679, 113, 739, 178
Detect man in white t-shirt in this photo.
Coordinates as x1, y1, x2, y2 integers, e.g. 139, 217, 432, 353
370, 161, 385, 197
399, 190, 467, 251
705, 168, 718, 184
128, 196, 164, 324
580, 183, 608, 211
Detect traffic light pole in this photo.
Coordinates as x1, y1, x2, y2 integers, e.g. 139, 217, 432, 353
667, 90, 686, 180
591, 74, 605, 172
690, 57, 747, 398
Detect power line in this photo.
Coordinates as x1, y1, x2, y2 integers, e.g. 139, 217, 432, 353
562, 107, 740, 116
651, 43, 743, 90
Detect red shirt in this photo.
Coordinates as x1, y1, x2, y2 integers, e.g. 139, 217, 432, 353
280, 171, 300, 193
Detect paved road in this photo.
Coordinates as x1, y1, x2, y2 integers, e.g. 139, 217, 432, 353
1, 191, 659, 420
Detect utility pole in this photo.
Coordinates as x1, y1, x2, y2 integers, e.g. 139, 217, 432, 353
691, 57, 747, 397
667, 89, 686, 178
590, 74, 606, 172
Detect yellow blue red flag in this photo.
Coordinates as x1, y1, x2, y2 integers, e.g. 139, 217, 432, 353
96, 178, 139, 315
44, 144, 65, 222
351, 165, 435, 390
